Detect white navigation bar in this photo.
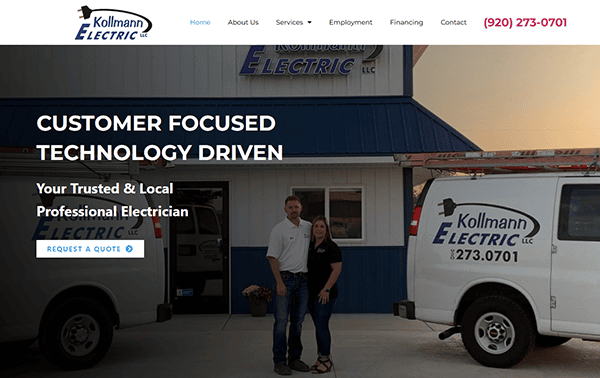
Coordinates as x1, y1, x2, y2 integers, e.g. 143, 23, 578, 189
0, 1, 590, 44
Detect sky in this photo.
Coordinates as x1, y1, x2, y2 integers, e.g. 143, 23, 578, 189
413, 46, 600, 151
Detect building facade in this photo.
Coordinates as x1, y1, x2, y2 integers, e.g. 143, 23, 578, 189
0, 45, 479, 313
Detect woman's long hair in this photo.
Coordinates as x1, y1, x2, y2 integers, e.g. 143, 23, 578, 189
311, 215, 333, 242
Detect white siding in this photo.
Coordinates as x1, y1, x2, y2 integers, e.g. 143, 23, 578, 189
141, 164, 404, 248
0, 45, 404, 98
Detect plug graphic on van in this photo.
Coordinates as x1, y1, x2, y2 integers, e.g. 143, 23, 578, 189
438, 198, 458, 216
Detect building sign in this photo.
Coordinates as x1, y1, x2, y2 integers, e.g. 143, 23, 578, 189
239, 45, 383, 76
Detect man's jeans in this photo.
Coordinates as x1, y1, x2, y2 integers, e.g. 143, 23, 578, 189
309, 297, 337, 357
273, 274, 308, 365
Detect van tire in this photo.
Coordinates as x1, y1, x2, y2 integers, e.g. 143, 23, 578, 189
39, 297, 114, 370
536, 335, 571, 347
461, 296, 535, 368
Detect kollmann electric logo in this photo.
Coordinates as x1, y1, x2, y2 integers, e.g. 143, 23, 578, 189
433, 198, 541, 247
239, 45, 383, 76
75, 5, 152, 41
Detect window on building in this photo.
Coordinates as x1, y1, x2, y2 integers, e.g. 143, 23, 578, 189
293, 187, 363, 240
558, 184, 600, 241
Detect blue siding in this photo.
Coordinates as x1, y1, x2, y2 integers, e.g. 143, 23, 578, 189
0, 97, 480, 155
231, 246, 407, 314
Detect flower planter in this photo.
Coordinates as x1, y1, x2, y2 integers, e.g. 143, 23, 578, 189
242, 285, 272, 317
248, 298, 268, 317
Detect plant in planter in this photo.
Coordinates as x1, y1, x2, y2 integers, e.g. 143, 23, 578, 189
242, 285, 273, 317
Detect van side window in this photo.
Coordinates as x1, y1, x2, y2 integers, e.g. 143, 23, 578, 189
176, 210, 196, 234
558, 185, 600, 241
196, 207, 220, 235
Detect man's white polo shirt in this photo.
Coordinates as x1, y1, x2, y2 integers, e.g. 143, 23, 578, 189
266, 217, 312, 273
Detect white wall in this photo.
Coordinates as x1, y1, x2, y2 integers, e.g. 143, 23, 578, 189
0, 45, 404, 98
141, 164, 405, 247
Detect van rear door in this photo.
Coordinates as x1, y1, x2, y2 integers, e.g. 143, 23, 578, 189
551, 177, 600, 335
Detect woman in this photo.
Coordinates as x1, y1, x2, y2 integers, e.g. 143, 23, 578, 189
307, 216, 342, 374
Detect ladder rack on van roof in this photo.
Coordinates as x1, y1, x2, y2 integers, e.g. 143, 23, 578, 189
394, 148, 600, 174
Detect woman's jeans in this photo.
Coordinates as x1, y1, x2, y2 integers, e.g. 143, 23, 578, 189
309, 297, 337, 358
273, 274, 308, 365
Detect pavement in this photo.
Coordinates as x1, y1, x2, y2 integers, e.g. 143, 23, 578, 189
3, 314, 600, 377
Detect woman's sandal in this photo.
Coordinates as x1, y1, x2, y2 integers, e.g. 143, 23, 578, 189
311, 358, 333, 374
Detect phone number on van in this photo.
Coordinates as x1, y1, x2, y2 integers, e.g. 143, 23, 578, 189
450, 249, 518, 263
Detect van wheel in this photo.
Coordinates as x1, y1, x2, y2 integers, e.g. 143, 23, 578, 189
536, 335, 571, 347
461, 296, 535, 368
39, 297, 114, 370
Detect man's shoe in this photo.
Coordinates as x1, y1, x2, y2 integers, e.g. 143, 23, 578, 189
274, 362, 292, 375
289, 359, 310, 372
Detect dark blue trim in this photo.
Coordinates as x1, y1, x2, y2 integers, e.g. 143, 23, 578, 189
403, 46, 414, 97
232, 246, 407, 314
0, 96, 480, 156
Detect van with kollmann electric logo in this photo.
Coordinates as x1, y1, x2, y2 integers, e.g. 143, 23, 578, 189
175, 204, 223, 301
394, 148, 600, 368
0, 155, 172, 370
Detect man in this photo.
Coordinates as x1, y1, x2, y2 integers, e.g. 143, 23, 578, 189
267, 195, 312, 375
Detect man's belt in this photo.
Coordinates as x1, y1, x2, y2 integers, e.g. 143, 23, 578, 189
280, 270, 307, 278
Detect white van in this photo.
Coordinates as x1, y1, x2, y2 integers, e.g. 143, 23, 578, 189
395, 149, 600, 368
175, 204, 223, 298
0, 174, 172, 370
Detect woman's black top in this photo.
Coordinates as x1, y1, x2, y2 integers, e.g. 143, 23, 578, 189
307, 238, 342, 301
